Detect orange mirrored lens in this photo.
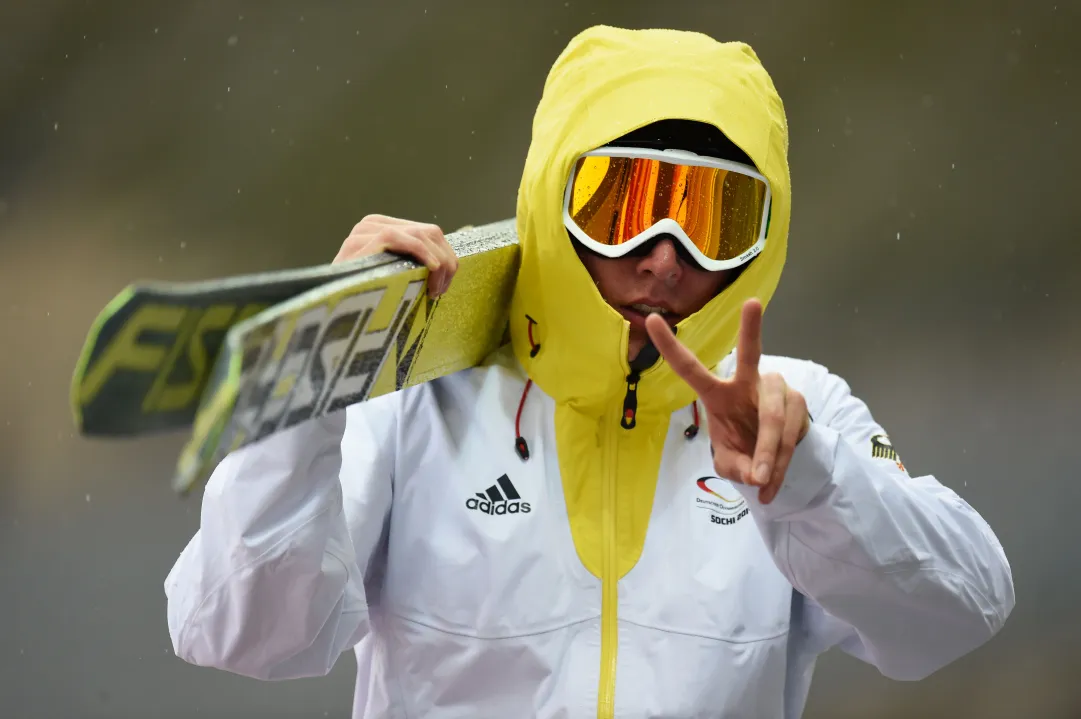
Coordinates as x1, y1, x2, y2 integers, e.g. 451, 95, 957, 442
569, 155, 768, 261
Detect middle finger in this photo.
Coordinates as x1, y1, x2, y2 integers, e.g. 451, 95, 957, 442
751, 373, 787, 487
761, 388, 806, 504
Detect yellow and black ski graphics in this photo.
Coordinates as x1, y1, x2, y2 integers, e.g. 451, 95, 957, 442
70, 220, 520, 493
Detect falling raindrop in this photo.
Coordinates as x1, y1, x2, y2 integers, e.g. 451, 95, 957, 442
896, 232, 901, 240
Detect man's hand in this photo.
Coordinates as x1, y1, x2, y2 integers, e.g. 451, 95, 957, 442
334, 214, 459, 298
645, 299, 811, 505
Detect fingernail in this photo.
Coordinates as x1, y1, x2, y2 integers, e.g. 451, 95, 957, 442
754, 463, 769, 486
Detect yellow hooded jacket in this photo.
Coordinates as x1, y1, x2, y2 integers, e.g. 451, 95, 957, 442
510, 26, 791, 713
166, 25, 1014, 719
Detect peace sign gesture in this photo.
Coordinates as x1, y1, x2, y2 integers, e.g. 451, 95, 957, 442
645, 299, 811, 505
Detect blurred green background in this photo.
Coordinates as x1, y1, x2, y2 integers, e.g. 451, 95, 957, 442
1, 1, 1078, 717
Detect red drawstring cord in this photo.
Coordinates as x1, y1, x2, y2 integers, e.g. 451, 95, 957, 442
684, 401, 700, 439
526, 315, 541, 357
515, 379, 533, 460
516, 314, 540, 460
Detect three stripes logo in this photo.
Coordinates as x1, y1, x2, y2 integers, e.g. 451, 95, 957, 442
465, 474, 532, 516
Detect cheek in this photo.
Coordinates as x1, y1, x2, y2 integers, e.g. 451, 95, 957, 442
582, 257, 636, 299
708, 271, 735, 296
577, 252, 601, 282
686, 270, 734, 310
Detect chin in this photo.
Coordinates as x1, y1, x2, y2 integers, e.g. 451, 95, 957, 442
627, 331, 648, 360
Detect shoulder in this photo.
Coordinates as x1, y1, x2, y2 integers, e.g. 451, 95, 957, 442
346, 343, 524, 436
716, 352, 847, 415
717, 350, 843, 400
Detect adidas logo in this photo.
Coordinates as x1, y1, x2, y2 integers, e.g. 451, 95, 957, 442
465, 474, 531, 515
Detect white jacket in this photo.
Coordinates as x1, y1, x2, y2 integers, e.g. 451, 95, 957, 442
167, 26, 1014, 718
165, 345, 1014, 718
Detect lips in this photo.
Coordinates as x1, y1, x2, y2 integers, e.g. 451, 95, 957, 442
628, 302, 671, 315
618, 302, 681, 328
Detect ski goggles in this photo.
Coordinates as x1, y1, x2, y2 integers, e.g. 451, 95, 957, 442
563, 147, 772, 272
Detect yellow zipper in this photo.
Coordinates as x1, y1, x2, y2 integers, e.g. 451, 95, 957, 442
596, 407, 619, 719
598, 330, 658, 717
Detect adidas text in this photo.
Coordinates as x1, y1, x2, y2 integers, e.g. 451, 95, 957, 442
466, 474, 530, 515
465, 497, 532, 515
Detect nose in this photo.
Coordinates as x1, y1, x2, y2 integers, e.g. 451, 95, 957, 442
635, 236, 683, 286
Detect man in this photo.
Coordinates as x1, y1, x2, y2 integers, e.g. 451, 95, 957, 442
165, 26, 1014, 718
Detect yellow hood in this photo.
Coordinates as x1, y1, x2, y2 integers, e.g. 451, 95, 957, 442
506, 27, 792, 715
510, 25, 791, 417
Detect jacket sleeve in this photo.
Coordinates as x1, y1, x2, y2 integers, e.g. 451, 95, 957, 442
735, 361, 1015, 681
164, 398, 396, 681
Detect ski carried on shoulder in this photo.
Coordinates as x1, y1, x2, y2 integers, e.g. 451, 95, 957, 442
70, 219, 520, 493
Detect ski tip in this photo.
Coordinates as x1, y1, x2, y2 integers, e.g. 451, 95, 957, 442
69, 284, 139, 432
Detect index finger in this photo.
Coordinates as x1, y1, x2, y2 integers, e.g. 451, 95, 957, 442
734, 298, 763, 384
645, 313, 721, 398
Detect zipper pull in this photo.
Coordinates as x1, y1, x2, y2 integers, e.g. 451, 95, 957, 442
619, 335, 665, 431
621, 371, 640, 430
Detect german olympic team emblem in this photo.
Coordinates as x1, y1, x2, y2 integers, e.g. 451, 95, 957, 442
694, 475, 749, 526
